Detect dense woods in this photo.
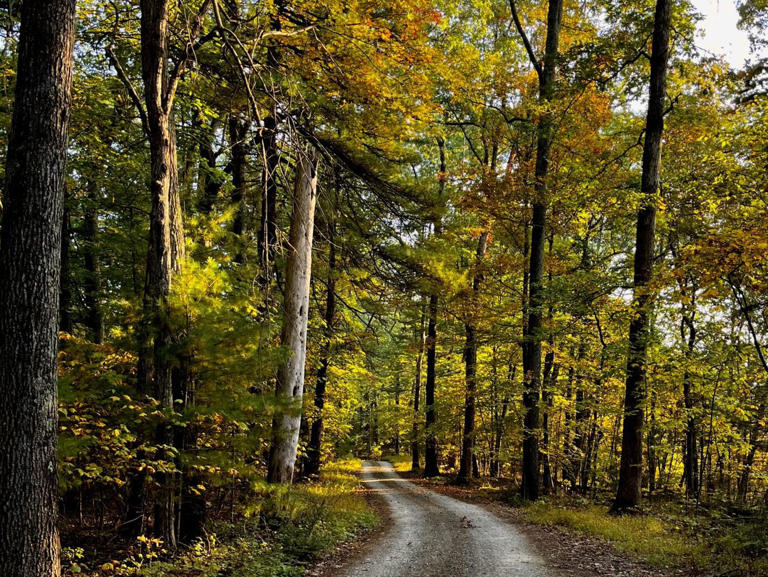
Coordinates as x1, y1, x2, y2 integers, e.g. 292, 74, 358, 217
1, 0, 768, 575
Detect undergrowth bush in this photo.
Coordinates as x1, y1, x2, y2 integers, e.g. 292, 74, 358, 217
63, 460, 375, 577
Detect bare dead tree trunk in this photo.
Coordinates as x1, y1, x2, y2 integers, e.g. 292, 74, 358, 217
613, 0, 671, 513
0, 1, 76, 575
267, 148, 318, 484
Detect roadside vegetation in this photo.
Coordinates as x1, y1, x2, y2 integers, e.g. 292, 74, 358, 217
525, 499, 768, 575
62, 460, 376, 577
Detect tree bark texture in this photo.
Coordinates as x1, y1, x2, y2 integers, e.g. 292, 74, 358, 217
0, 1, 76, 575
520, 0, 563, 502
267, 149, 318, 484
613, 0, 671, 513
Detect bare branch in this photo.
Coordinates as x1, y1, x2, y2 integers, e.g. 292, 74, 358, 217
508, 0, 542, 78
165, 0, 214, 114
106, 46, 150, 136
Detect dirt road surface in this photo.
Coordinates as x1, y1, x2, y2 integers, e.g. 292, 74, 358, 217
334, 461, 556, 577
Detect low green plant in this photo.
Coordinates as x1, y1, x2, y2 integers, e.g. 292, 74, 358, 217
525, 502, 693, 567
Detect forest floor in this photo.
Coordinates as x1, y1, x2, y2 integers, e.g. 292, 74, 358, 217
59, 458, 768, 577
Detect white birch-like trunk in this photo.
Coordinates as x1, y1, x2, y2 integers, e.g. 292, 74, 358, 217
267, 148, 318, 484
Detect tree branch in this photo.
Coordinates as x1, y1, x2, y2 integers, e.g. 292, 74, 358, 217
106, 46, 150, 136
165, 0, 214, 114
508, 0, 542, 78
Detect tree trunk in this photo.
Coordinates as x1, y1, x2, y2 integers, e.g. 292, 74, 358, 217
423, 291, 440, 477
491, 356, 512, 478
394, 377, 401, 454
83, 180, 104, 343
229, 115, 248, 258
424, 136, 446, 478
0, 1, 76, 575
541, 358, 558, 494
458, 231, 489, 483
520, 0, 563, 502
258, 111, 279, 272
305, 221, 335, 477
267, 149, 318, 484
613, 0, 671, 513
680, 292, 698, 497
412, 303, 426, 472
136, 0, 189, 546
60, 196, 73, 334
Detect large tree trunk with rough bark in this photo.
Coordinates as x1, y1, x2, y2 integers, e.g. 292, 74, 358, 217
458, 231, 489, 483
0, 1, 76, 575
613, 0, 671, 513
267, 149, 318, 484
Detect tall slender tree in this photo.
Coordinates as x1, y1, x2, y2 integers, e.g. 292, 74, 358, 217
613, 0, 672, 513
509, 0, 564, 501
0, 0, 77, 575
458, 231, 489, 483
305, 209, 337, 477
412, 301, 426, 472
423, 136, 446, 478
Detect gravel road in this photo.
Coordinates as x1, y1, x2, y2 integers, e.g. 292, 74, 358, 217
337, 461, 556, 577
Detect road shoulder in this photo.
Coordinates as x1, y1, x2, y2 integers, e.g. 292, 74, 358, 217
308, 467, 394, 577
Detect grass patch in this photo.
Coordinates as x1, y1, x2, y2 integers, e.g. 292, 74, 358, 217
383, 454, 413, 474
524, 501, 691, 567
523, 499, 768, 576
